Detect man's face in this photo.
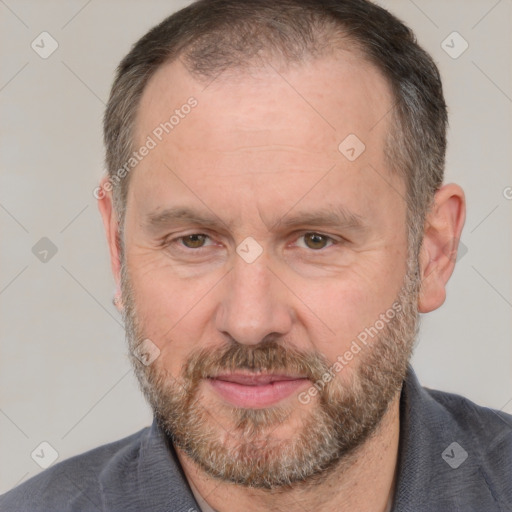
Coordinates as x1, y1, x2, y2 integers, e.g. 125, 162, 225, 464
120, 53, 419, 488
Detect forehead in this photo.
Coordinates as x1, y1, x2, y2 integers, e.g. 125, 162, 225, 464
135, 50, 393, 148
129, 52, 402, 225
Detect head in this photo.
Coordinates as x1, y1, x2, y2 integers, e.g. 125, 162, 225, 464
98, 0, 465, 490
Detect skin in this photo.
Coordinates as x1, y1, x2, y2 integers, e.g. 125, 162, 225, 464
98, 52, 465, 511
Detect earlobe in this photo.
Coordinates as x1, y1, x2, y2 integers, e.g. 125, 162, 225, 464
418, 183, 466, 313
97, 177, 123, 294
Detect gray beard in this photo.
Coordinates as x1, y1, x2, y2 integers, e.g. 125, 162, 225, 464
120, 259, 420, 490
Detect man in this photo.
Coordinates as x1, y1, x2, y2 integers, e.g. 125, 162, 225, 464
1, 0, 511, 510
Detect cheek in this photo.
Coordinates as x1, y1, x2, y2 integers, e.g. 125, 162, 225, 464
125, 256, 222, 376
298, 261, 404, 362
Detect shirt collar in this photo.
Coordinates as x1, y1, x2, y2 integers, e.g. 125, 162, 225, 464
98, 416, 200, 512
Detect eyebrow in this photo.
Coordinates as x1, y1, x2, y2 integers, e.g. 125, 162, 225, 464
143, 205, 368, 234
144, 207, 226, 232
275, 206, 367, 232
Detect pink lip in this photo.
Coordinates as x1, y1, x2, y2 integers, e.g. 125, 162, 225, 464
208, 373, 309, 408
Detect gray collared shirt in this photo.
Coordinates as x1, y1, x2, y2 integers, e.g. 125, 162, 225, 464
1, 366, 511, 511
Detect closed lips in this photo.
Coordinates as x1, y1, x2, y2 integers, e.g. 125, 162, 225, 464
209, 374, 307, 385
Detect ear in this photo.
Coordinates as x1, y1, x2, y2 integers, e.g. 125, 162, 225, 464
97, 177, 123, 310
418, 183, 466, 313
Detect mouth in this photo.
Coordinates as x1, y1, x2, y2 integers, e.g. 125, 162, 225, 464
207, 372, 310, 408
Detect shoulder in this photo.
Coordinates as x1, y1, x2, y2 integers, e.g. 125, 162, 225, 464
0, 427, 150, 512
405, 368, 512, 458
422, 384, 512, 497
394, 369, 512, 510
424, 384, 512, 449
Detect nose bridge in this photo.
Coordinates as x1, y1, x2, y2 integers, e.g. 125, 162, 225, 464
216, 254, 292, 345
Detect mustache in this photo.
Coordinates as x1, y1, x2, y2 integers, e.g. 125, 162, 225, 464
182, 339, 331, 384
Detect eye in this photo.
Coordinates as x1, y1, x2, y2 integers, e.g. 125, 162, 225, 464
179, 234, 210, 249
296, 232, 337, 250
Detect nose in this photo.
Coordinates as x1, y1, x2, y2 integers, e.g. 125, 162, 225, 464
215, 255, 293, 346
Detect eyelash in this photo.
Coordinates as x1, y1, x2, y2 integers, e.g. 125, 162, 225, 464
164, 232, 339, 253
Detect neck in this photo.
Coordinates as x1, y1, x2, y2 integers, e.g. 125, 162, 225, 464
175, 394, 401, 512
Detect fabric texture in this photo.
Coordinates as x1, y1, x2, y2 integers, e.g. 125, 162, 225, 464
1, 366, 511, 511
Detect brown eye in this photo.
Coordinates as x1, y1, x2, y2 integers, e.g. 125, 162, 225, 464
181, 234, 208, 248
303, 233, 331, 250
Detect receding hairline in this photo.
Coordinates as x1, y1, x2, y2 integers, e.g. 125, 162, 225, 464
130, 36, 397, 172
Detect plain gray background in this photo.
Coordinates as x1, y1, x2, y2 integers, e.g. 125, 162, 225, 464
1, 0, 511, 493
